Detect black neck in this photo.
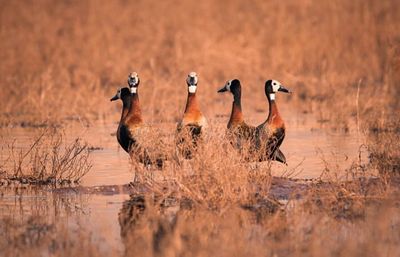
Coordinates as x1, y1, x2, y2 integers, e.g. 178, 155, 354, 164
232, 86, 242, 109
122, 96, 131, 109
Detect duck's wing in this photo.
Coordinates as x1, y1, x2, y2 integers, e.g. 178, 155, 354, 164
255, 123, 270, 149
240, 123, 258, 150
255, 124, 286, 161
241, 123, 257, 141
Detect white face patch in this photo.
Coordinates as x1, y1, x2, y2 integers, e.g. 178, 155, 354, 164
117, 89, 121, 99
187, 72, 198, 93
187, 72, 198, 86
130, 87, 137, 94
188, 85, 197, 93
128, 72, 139, 87
129, 78, 138, 86
269, 93, 276, 100
226, 80, 232, 92
271, 80, 281, 92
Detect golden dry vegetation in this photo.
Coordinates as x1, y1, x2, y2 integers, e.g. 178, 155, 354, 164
0, 0, 400, 256
0, 0, 399, 127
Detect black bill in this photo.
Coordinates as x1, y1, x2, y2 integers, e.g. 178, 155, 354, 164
278, 85, 291, 93
217, 86, 228, 93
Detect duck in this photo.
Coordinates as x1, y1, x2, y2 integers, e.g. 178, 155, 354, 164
176, 72, 208, 158
110, 87, 133, 152
217, 79, 257, 151
111, 72, 164, 167
124, 72, 144, 145
255, 79, 291, 164
217, 79, 286, 163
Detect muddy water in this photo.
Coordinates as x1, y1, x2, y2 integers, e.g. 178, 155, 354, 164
0, 109, 367, 254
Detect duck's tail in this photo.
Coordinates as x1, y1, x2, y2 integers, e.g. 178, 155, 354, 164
273, 148, 287, 165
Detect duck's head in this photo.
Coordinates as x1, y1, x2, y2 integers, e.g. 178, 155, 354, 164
127, 72, 140, 94
265, 80, 291, 100
217, 79, 241, 94
110, 87, 131, 101
186, 72, 198, 93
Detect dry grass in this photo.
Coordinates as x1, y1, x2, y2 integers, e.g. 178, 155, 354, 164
0, 0, 400, 256
127, 124, 274, 208
368, 118, 400, 177
116, 121, 399, 257
0, 129, 92, 186
115, 121, 399, 257
0, 0, 399, 128
1, 174, 398, 257
117, 189, 400, 257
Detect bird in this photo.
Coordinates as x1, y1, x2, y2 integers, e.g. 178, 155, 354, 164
255, 79, 291, 164
217, 79, 257, 152
110, 87, 133, 152
111, 72, 164, 167
176, 72, 208, 159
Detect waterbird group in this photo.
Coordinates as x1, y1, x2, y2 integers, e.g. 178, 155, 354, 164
110, 72, 291, 166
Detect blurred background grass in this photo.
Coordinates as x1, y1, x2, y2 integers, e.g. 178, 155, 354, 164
0, 0, 399, 128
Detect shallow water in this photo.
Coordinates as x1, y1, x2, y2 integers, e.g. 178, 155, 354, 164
0, 108, 367, 186
0, 187, 130, 255
0, 109, 368, 254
